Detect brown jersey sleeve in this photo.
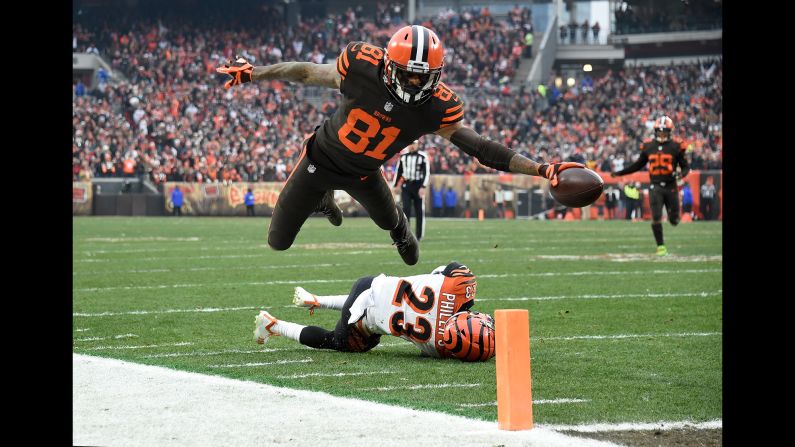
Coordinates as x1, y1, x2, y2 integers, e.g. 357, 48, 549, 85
434, 82, 465, 130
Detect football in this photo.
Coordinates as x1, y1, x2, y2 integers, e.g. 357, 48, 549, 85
550, 168, 604, 208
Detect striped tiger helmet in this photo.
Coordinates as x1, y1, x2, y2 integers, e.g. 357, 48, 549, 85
383, 25, 444, 106
653, 115, 674, 142
442, 311, 496, 362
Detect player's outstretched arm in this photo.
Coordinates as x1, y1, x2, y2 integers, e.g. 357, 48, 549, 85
611, 152, 648, 177
217, 56, 340, 89
436, 122, 583, 183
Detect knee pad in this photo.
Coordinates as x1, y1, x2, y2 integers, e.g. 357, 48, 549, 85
267, 232, 294, 251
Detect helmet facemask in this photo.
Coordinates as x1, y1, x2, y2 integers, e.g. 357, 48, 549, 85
383, 54, 442, 107
655, 128, 671, 143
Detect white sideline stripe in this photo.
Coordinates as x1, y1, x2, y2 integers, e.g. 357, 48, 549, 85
74, 269, 720, 293
75, 328, 90, 332
142, 348, 292, 358
542, 419, 722, 432
277, 370, 397, 379
459, 398, 589, 408
79, 342, 193, 351
208, 358, 313, 368
364, 383, 482, 391
74, 354, 620, 447
542, 332, 721, 341
73, 306, 261, 317
478, 290, 722, 302
75, 333, 138, 342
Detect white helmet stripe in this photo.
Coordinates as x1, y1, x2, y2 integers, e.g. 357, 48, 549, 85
413, 25, 425, 63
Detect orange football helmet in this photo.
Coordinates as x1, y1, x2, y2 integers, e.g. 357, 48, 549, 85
653, 115, 674, 142
442, 311, 496, 362
383, 25, 445, 106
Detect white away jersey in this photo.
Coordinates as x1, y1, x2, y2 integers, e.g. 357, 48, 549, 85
347, 264, 476, 358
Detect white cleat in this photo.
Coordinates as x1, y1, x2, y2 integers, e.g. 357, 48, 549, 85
293, 287, 321, 315
253, 310, 279, 345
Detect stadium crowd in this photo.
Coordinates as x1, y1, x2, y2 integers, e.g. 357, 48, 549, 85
73, 5, 721, 186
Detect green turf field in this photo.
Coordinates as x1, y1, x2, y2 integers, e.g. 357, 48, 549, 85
73, 216, 722, 425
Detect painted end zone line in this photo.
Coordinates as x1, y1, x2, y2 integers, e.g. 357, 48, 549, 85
75, 354, 620, 447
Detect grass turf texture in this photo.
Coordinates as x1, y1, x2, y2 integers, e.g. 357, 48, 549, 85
73, 216, 722, 425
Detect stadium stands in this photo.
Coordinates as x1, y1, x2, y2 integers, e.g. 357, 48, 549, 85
73, 5, 721, 185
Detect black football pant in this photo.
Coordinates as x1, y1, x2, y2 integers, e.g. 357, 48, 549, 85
401, 181, 425, 240
298, 276, 382, 352
268, 134, 400, 250
650, 183, 680, 225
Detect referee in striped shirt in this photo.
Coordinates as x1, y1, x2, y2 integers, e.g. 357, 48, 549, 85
393, 140, 430, 241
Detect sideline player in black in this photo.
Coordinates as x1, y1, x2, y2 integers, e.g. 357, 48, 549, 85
612, 116, 690, 256
393, 140, 429, 241
217, 25, 583, 265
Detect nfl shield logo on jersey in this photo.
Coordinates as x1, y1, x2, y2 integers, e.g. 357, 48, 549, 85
384, 101, 394, 112
307, 164, 316, 173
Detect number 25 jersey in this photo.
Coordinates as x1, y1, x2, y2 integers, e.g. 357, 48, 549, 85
312, 41, 465, 177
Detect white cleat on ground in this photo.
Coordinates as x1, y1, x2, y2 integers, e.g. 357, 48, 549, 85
293, 287, 321, 314
253, 310, 279, 344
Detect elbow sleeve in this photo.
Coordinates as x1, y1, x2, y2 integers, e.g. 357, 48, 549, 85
450, 127, 515, 172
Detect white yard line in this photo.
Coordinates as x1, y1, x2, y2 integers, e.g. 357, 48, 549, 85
75, 333, 138, 342
459, 398, 590, 408
363, 383, 482, 391
80, 342, 193, 351
84, 237, 201, 242
73, 291, 720, 318
73, 263, 342, 275
541, 332, 721, 341
207, 358, 314, 368
142, 348, 295, 358
276, 370, 397, 379
478, 290, 722, 302
74, 306, 262, 317
75, 354, 620, 447
74, 269, 720, 293
542, 420, 722, 432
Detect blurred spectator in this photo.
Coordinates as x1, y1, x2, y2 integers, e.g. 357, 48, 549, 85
171, 185, 184, 216
523, 30, 533, 58
432, 186, 444, 218
444, 186, 457, 217
245, 187, 255, 216
604, 184, 620, 220
591, 21, 601, 44
568, 21, 578, 44
700, 176, 718, 220
559, 25, 568, 45
623, 182, 639, 220
681, 182, 694, 219
494, 184, 505, 218
581, 20, 590, 44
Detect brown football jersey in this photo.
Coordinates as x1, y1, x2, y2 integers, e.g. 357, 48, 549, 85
312, 41, 464, 177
